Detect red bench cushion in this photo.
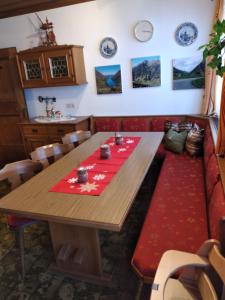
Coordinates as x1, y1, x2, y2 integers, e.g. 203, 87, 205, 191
205, 154, 220, 202
155, 142, 167, 160
151, 117, 182, 132
209, 181, 225, 239
7, 215, 34, 228
132, 152, 208, 280
95, 119, 120, 132
203, 124, 214, 168
122, 118, 149, 131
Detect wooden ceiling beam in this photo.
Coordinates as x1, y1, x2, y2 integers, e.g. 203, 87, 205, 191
0, 0, 51, 10
0, 0, 94, 19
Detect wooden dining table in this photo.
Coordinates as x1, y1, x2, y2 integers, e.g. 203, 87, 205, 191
0, 132, 163, 284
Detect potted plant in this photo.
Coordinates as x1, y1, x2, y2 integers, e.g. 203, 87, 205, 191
199, 19, 225, 77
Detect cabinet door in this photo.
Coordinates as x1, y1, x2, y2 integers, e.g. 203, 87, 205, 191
0, 48, 27, 167
18, 52, 47, 88
44, 49, 75, 85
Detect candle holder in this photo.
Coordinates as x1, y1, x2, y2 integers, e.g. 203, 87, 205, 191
100, 144, 111, 159
115, 133, 123, 145
77, 167, 88, 183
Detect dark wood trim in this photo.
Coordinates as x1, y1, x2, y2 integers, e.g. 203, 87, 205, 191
0, 0, 95, 19
218, 157, 225, 193
18, 45, 83, 54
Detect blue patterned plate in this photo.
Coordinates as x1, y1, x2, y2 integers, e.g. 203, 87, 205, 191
100, 37, 117, 58
175, 22, 198, 46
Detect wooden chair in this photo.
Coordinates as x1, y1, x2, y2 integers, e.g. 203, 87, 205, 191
0, 159, 43, 279
62, 130, 91, 149
150, 239, 225, 300
30, 142, 72, 168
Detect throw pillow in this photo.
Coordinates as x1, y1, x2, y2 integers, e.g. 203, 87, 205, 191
164, 120, 179, 132
164, 129, 188, 153
178, 121, 193, 132
185, 124, 204, 156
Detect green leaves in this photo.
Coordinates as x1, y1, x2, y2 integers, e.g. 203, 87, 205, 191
199, 19, 225, 77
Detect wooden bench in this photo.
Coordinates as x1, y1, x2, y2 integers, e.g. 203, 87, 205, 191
131, 122, 225, 283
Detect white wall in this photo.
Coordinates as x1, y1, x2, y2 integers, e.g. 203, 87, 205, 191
0, 0, 216, 118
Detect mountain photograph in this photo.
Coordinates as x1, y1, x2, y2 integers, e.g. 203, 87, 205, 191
95, 65, 122, 94
131, 56, 161, 88
172, 56, 205, 90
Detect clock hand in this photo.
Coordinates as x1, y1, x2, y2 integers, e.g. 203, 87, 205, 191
142, 30, 152, 32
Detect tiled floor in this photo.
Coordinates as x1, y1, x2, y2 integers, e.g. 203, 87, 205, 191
0, 159, 161, 300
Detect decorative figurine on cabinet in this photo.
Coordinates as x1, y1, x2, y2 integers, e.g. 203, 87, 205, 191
35, 13, 57, 47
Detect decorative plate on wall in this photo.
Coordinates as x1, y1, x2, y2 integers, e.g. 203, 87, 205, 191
175, 22, 198, 46
100, 37, 117, 58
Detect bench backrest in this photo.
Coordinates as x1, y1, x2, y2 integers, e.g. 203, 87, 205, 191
209, 181, 225, 241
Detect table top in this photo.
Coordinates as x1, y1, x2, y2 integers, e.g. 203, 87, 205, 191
0, 132, 163, 231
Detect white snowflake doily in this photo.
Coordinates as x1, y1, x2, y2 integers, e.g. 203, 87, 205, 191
84, 164, 96, 170
126, 139, 134, 144
117, 148, 127, 152
67, 177, 78, 183
93, 174, 106, 181
79, 182, 99, 193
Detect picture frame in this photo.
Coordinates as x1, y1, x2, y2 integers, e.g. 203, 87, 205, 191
172, 56, 205, 90
131, 56, 161, 88
95, 64, 122, 94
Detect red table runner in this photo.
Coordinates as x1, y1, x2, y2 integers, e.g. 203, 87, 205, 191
50, 136, 141, 196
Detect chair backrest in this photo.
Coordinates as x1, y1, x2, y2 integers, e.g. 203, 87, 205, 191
0, 159, 43, 194
150, 239, 225, 300
30, 143, 72, 168
62, 130, 91, 148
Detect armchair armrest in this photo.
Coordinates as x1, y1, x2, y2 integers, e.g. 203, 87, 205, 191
150, 250, 208, 300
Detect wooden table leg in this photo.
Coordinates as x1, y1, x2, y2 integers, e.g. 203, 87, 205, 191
49, 222, 112, 285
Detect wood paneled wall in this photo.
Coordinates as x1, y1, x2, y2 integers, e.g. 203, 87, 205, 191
0, 0, 94, 19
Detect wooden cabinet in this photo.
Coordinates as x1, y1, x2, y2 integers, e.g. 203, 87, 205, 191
17, 45, 87, 88
0, 47, 28, 168
20, 116, 92, 156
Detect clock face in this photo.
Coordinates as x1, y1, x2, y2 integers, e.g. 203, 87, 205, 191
100, 37, 117, 58
134, 20, 154, 42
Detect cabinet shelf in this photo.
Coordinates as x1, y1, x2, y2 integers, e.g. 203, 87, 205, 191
17, 45, 87, 88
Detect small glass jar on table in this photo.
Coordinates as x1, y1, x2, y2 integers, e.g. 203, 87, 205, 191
77, 167, 88, 183
100, 144, 111, 159
115, 133, 123, 145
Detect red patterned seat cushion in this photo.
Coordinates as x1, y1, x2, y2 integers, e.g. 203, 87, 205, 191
7, 215, 34, 228
209, 181, 225, 239
155, 142, 167, 160
132, 152, 208, 280
151, 117, 182, 132
205, 154, 220, 202
203, 125, 214, 168
95, 119, 120, 132
122, 118, 149, 131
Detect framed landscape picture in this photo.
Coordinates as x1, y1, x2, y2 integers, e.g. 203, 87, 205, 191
131, 56, 161, 88
95, 64, 122, 94
172, 56, 205, 90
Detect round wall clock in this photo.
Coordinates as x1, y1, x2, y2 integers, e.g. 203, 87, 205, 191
100, 37, 117, 58
134, 20, 154, 42
175, 22, 198, 46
